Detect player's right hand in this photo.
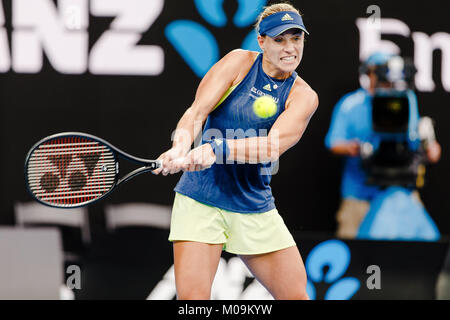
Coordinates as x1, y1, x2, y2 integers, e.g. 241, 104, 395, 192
153, 147, 186, 176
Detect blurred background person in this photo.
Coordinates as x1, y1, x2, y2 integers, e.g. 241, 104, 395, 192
324, 51, 441, 239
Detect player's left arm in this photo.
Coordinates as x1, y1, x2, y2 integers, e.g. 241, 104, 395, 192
228, 84, 319, 163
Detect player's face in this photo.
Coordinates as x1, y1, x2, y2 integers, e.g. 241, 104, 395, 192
258, 29, 304, 77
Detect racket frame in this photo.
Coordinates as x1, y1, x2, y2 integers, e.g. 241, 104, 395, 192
24, 132, 161, 208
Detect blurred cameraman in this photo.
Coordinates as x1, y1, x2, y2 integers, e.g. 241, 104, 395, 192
325, 51, 441, 239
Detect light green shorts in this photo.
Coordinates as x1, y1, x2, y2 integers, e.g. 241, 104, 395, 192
169, 192, 296, 255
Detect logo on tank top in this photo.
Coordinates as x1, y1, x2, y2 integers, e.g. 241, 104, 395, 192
250, 87, 279, 103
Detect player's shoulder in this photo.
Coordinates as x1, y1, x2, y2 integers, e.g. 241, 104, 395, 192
219, 49, 259, 71
223, 49, 259, 62
289, 76, 319, 110
218, 49, 259, 85
291, 76, 317, 97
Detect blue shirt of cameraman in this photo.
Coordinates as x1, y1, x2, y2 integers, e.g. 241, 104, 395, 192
325, 88, 420, 200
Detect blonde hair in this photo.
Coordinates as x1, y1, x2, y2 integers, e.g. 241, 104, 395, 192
255, 2, 302, 33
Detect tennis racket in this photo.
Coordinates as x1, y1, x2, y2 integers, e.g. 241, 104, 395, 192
25, 132, 162, 208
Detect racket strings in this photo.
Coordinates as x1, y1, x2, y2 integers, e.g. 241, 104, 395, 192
27, 136, 116, 207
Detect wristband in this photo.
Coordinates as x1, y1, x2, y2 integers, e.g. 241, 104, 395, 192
207, 138, 230, 164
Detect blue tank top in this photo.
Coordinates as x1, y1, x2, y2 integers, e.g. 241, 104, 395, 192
174, 53, 298, 213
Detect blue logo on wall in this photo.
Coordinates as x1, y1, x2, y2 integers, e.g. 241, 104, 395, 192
305, 240, 360, 300
165, 0, 267, 77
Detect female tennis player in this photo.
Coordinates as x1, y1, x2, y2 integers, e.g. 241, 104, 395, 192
154, 3, 318, 300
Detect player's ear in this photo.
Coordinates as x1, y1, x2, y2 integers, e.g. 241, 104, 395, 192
257, 35, 265, 51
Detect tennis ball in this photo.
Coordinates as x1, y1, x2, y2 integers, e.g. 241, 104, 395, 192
253, 96, 278, 118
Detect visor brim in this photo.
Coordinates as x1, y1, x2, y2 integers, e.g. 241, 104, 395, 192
263, 24, 309, 37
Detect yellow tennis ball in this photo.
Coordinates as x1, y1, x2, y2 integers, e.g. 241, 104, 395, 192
253, 96, 278, 118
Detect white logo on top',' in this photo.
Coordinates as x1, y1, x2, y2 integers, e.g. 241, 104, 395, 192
250, 87, 279, 103
356, 17, 450, 92
0, 0, 164, 75
281, 13, 293, 21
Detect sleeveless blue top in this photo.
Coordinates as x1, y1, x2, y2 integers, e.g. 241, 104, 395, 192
174, 53, 298, 213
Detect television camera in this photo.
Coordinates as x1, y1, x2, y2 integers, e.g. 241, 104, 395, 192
359, 55, 436, 188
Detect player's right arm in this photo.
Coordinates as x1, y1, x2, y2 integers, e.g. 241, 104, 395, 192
153, 50, 256, 175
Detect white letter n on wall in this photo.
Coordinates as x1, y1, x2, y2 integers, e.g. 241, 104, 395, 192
413, 32, 450, 92
12, 0, 88, 74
